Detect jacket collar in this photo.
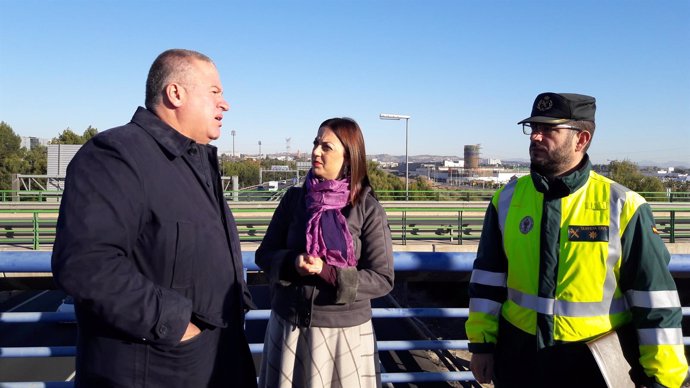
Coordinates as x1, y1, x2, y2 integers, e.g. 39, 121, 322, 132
531, 154, 592, 199
130, 106, 195, 158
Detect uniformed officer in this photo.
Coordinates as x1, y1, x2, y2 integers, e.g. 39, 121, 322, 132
466, 92, 688, 387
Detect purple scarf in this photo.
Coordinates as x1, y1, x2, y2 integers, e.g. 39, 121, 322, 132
305, 169, 356, 268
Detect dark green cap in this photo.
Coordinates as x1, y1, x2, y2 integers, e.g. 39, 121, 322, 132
518, 92, 596, 124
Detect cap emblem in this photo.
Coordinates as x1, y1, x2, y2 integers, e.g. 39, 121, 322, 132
536, 96, 553, 112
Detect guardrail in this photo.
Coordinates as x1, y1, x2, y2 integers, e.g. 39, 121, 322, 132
0, 209, 59, 250
1, 251, 690, 387
2, 189, 689, 203
1, 204, 689, 249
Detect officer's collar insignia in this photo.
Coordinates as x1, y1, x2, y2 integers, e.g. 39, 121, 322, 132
536, 96, 553, 111
519, 216, 534, 234
567, 225, 609, 242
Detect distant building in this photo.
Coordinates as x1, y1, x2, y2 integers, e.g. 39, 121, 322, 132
464, 144, 481, 170
657, 167, 675, 174
443, 160, 464, 168
20, 136, 50, 150
464, 171, 529, 185
374, 160, 400, 169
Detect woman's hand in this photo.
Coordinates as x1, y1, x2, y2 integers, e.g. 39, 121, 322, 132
295, 253, 323, 276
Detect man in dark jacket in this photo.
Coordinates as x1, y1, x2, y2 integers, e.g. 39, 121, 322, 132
52, 49, 257, 387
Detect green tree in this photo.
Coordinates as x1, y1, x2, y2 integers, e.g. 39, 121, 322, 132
222, 159, 261, 188
82, 126, 99, 142
51, 128, 83, 144
0, 121, 21, 158
0, 121, 23, 190
410, 177, 435, 200
51, 126, 99, 144
367, 161, 405, 200
22, 145, 48, 175
609, 160, 664, 194
665, 180, 690, 193
220, 157, 306, 189
257, 159, 298, 185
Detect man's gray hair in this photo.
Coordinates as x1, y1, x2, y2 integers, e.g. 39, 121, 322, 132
145, 49, 214, 110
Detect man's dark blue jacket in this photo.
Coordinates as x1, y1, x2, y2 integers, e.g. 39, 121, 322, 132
52, 107, 254, 347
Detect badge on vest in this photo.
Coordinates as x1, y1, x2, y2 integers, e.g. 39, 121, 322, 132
567, 225, 609, 242
519, 216, 534, 234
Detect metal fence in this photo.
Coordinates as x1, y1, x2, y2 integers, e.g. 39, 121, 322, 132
2, 189, 690, 203
1, 251, 690, 387
1, 203, 689, 250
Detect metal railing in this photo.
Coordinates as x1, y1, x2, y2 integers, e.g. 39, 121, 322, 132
2, 189, 689, 203
1, 204, 689, 249
1, 251, 690, 387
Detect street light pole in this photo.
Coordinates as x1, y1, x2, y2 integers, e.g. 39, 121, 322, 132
258, 140, 262, 159
380, 113, 411, 200
231, 130, 236, 158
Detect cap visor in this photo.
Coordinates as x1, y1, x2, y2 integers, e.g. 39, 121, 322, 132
517, 116, 570, 125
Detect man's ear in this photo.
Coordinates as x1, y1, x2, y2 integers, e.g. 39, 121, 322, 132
575, 130, 592, 152
164, 83, 185, 108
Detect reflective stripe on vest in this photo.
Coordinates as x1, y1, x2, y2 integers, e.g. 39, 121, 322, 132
495, 173, 630, 320
497, 179, 517, 235
638, 327, 684, 346
469, 298, 502, 316
470, 269, 507, 287
627, 289, 682, 309
506, 288, 628, 316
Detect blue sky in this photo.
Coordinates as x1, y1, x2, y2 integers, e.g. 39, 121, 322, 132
1, 0, 689, 166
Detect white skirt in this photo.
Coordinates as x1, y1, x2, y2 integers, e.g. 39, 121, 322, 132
258, 312, 381, 388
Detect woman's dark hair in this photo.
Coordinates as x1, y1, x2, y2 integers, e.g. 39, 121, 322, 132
319, 117, 371, 205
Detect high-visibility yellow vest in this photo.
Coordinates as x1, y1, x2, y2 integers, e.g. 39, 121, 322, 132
496, 172, 638, 340
468, 170, 688, 387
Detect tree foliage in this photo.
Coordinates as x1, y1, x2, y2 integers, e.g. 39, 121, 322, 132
51, 126, 99, 144
0, 122, 49, 190
0, 121, 21, 156
220, 158, 298, 188
367, 162, 406, 200
22, 145, 48, 175
221, 158, 261, 188
608, 160, 664, 193
0, 121, 23, 189
82, 126, 99, 142
366, 162, 448, 201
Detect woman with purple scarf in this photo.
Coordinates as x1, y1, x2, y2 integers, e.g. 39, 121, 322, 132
255, 118, 394, 388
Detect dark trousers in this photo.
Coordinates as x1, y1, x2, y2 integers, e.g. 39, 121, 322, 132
75, 324, 257, 388
493, 318, 607, 388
